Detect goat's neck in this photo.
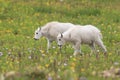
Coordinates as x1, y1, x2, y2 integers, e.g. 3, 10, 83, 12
41, 27, 49, 37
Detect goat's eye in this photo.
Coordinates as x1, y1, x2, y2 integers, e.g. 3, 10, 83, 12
59, 39, 61, 41
36, 33, 38, 34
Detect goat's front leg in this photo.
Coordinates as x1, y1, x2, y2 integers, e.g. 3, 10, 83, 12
47, 39, 52, 53
73, 42, 81, 56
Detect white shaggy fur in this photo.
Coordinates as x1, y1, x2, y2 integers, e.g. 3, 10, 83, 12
34, 21, 75, 52
57, 25, 107, 56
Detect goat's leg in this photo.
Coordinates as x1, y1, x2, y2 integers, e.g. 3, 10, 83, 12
47, 39, 52, 53
89, 42, 96, 56
73, 42, 81, 56
95, 38, 107, 56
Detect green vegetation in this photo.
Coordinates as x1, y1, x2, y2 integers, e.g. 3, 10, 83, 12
0, 0, 120, 80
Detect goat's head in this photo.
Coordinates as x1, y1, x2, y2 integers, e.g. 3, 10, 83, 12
57, 33, 65, 48
34, 27, 42, 40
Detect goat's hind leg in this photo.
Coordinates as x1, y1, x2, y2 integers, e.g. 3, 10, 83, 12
95, 39, 107, 56
89, 42, 96, 56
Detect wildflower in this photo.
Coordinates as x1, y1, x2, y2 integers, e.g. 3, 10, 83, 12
48, 74, 52, 80
97, 50, 100, 53
0, 52, 3, 56
57, 75, 61, 79
79, 76, 87, 80
40, 50, 45, 53
81, 68, 85, 72
0, 74, 4, 80
6, 30, 12, 33
28, 56, 32, 59
70, 56, 73, 58
8, 52, 11, 55
114, 62, 119, 66
64, 63, 67, 66
26, 36, 30, 39
48, 76, 52, 80
60, 0, 63, 2
34, 13, 39, 16
46, 2, 50, 6
92, 71, 97, 76
52, 46, 56, 49
28, 48, 32, 53
72, 58, 76, 61
4, 71, 21, 78
71, 66, 75, 72
37, 65, 42, 70
42, 54, 46, 57
50, 59, 53, 63
45, 64, 49, 68
0, 20, 2, 23
58, 69, 61, 72
101, 24, 104, 26
71, 62, 76, 67
108, 53, 112, 56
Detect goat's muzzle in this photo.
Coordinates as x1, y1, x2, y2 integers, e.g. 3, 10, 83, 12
58, 45, 62, 52
58, 45, 62, 48
34, 38, 38, 40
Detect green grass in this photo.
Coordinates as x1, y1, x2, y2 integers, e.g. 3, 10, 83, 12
0, 0, 120, 80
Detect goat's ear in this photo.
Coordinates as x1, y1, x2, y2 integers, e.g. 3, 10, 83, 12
61, 33, 63, 38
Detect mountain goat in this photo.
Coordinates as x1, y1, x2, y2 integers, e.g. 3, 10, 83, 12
57, 25, 107, 56
34, 21, 75, 52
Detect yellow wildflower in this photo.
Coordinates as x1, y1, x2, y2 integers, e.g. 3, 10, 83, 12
45, 64, 49, 68
0, 20, 2, 23
108, 53, 112, 56
81, 68, 85, 72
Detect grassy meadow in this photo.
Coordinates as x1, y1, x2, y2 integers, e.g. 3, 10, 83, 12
0, 0, 120, 80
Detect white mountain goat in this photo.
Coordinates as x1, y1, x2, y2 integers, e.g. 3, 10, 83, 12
57, 25, 107, 56
34, 21, 75, 52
